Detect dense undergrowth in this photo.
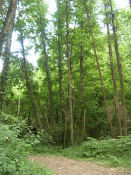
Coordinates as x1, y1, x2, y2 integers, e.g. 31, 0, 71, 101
34, 136, 131, 168
0, 113, 131, 175
0, 114, 54, 175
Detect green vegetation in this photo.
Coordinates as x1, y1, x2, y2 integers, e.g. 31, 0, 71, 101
0, 0, 131, 173
34, 136, 131, 168
0, 116, 54, 175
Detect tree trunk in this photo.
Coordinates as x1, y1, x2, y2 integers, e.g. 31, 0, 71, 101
63, 106, 68, 149
129, 0, 131, 8
82, 109, 86, 141
57, 0, 63, 123
0, 0, 4, 14
84, 0, 115, 137
0, 0, 18, 56
66, 1, 74, 146
77, 21, 84, 143
19, 30, 40, 128
39, 16, 55, 127
109, 0, 127, 136
0, 35, 11, 111
0, 1, 17, 112
104, 3, 122, 136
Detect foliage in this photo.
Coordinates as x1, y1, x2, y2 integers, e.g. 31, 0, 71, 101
0, 0, 131, 146
36, 136, 131, 168
0, 122, 54, 175
62, 136, 131, 167
82, 136, 131, 158
0, 113, 53, 147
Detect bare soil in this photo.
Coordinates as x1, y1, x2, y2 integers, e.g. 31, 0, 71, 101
29, 155, 131, 175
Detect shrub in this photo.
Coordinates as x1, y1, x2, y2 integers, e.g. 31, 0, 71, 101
0, 123, 54, 175
82, 136, 131, 158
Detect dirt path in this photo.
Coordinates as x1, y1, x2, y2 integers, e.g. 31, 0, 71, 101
29, 155, 131, 175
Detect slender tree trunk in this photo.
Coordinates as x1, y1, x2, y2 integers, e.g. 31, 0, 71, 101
0, 0, 4, 14
63, 106, 68, 149
104, 4, 122, 136
57, 0, 63, 144
0, 0, 18, 56
66, 1, 74, 145
39, 16, 55, 127
77, 21, 84, 143
84, 0, 115, 137
19, 30, 40, 128
57, 0, 62, 123
129, 0, 131, 8
109, 0, 127, 136
82, 109, 86, 141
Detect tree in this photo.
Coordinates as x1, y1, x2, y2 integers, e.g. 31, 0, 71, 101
0, 0, 17, 112
83, 0, 115, 137
109, 0, 127, 135
0, 35, 11, 111
76, 21, 84, 143
104, 2, 122, 136
18, 28, 41, 128
66, 0, 74, 145
56, 0, 63, 122
0, 0, 18, 56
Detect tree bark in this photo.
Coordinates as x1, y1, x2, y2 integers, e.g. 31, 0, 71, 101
0, 0, 17, 112
77, 21, 84, 143
19, 30, 40, 128
0, 0, 18, 56
63, 106, 68, 149
66, 1, 74, 146
109, 0, 127, 136
82, 109, 86, 141
0, 35, 11, 111
84, 0, 115, 137
104, 3, 122, 136
57, 0, 63, 123
39, 16, 55, 127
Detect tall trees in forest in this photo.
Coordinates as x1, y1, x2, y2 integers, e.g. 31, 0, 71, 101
104, 2, 122, 136
0, 0, 130, 145
66, 1, 74, 145
77, 21, 84, 143
39, 7, 55, 127
84, 0, 114, 137
0, 0, 18, 111
56, 0, 63, 122
109, 0, 127, 135
18, 28, 40, 127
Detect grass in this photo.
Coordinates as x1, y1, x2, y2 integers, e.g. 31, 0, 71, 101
19, 159, 55, 175
32, 136, 131, 169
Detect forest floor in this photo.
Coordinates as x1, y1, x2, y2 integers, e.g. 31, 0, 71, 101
29, 155, 131, 175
